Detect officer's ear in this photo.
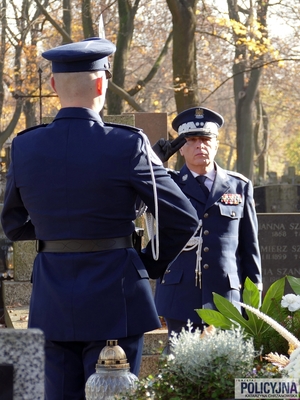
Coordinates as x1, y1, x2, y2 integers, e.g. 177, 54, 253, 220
96, 77, 103, 95
50, 76, 57, 93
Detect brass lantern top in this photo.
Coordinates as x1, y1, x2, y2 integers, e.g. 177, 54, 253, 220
96, 340, 130, 370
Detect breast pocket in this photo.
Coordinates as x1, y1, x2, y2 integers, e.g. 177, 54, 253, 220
219, 204, 244, 219
217, 204, 243, 237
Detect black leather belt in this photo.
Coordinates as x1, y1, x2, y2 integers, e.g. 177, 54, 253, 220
36, 236, 133, 253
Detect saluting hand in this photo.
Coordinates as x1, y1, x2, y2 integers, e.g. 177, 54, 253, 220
152, 134, 186, 162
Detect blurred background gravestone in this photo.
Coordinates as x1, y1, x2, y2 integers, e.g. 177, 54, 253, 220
254, 167, 300, 294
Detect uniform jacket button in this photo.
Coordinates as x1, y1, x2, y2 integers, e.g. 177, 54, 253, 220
203, 264, 209, 269
204, 213, 209, 218
162, 279, 165, 284
203, 230, 209, 235
203, 247, 209, 252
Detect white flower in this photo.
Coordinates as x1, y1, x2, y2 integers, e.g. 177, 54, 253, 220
281, 294, 300, 312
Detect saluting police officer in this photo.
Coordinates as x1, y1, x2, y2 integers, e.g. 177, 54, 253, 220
153, 107, 262, 338
0, 38, 199, 400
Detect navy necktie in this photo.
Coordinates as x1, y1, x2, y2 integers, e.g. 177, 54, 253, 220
196, 175, 210, 198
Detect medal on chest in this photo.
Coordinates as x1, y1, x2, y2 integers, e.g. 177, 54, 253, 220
221, 193, 242, 205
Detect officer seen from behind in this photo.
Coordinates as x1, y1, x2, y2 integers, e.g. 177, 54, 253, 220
0, 38, 199, 399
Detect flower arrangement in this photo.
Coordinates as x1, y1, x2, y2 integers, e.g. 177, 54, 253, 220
121, 275, 300, 399
122, 323, 282, 400
234, 300, 300, 386
264, 291, 300, 355
198, 275, 300, 390
197, 275, 300, 356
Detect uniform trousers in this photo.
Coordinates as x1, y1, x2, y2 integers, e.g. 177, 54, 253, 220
44, 333, 144, 400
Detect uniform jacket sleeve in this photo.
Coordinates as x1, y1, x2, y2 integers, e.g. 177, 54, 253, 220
237, 178, 262, 288
1, 141, 36, 240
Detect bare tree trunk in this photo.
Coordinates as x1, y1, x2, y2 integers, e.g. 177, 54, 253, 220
166, 0, 199, 113
106, 0, 141, 115
227, 0, 268, 180
0, 0, 23, 148
254, 93, 269, 183
82, 0, 95, 38
235, 68, 261, 180
63, 0, 71, 40
166, 0, 199, 169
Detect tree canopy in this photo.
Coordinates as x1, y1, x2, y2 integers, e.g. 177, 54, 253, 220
2, 0, 300, 182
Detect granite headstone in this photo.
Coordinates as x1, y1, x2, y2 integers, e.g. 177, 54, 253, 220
0, 329, 44, 399
257, 213, 300, 294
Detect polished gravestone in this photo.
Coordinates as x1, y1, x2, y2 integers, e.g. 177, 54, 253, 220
257, 213, 300, 294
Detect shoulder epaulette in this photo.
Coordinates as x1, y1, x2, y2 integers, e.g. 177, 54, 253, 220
227, 170, 249, 183
104, 122, 143, 134
17, 124, 48, 136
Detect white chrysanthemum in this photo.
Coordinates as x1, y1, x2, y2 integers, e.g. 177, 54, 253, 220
283, 346, 300, 380
281, 294, 300, 312
168, 322, 256, 383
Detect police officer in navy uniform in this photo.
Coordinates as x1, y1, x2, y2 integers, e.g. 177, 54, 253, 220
153, 107, 262, 338
0, 38, 199, 399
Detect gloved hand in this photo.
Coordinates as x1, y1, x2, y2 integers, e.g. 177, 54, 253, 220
152, 134, 186, 162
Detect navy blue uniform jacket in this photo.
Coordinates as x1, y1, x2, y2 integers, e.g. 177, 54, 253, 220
155, 163, 262, 324
1, 108, 199, 341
